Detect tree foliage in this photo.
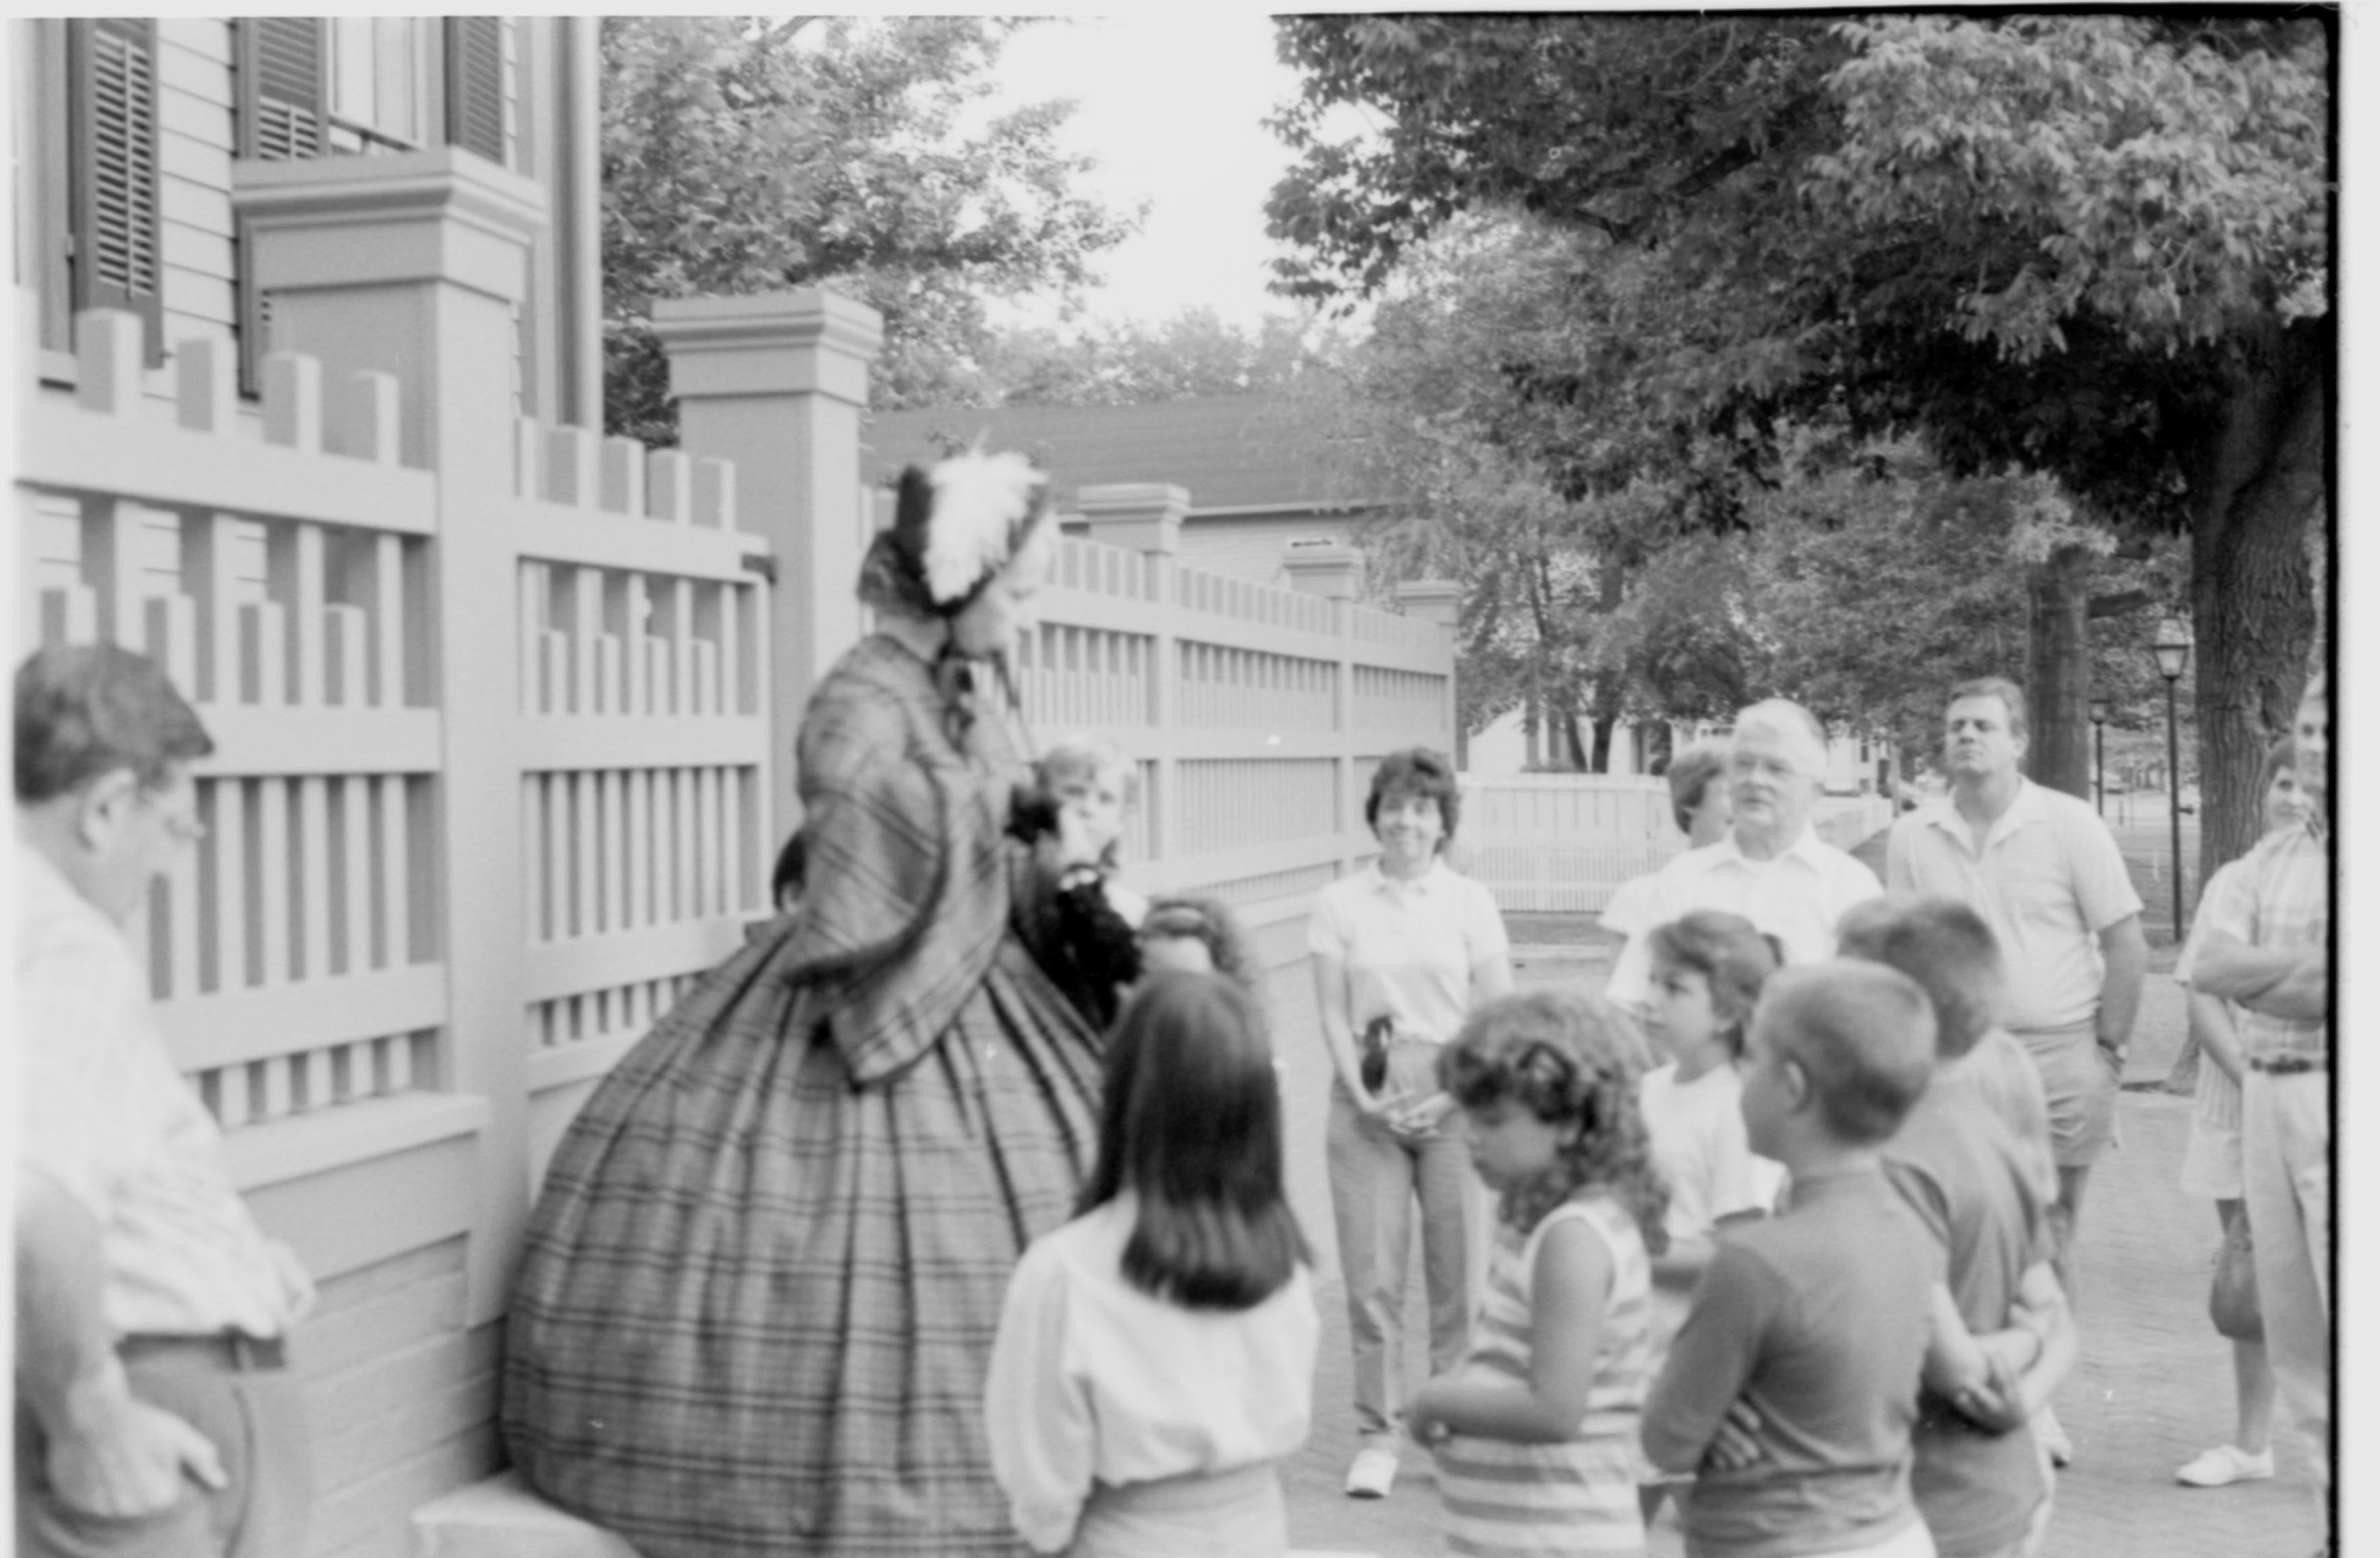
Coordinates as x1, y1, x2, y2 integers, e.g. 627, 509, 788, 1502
600, 16, 1138, 441
942, 309, 1325, 407
1266, 13, 2329, 863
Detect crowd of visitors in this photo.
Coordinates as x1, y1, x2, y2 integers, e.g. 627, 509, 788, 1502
14, 447, 2331, 1558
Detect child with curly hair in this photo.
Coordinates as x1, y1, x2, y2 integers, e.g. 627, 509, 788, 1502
1405, 990, 1669, 1557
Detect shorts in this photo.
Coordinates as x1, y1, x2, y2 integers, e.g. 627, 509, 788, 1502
2015, 1026, 2118, 1169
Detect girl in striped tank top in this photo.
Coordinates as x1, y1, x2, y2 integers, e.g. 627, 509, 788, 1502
1404, 990, 1669, 1557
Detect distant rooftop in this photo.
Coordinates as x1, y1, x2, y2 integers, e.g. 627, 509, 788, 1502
861, 395, 1376, 513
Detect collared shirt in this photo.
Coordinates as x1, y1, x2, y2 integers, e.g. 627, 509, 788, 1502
1887, 780, 2142, 1034
16, 844, 314, 1339
2200, 820, 2329, 1065
1308, 858, 1510, 1045
984, 1193, 1320, 1555
1606, 827, 1883, 1008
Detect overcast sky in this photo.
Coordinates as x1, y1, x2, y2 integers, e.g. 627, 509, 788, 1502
984, 13, 1313, 333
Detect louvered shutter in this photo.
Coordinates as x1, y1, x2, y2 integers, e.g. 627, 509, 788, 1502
444, 18, 506, 165
233, 21, 326, 396
235, 19, 326, 161
67, 17, 164, 365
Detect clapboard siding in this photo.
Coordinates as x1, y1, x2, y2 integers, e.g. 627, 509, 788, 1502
167, 12, 232, 64
160, 172, 232, 235
151, 17, 237, 406
162, 219, 234, 282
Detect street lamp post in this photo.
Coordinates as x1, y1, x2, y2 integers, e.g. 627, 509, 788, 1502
2088, 696, 2110, 816
2151, 616, 2193, 938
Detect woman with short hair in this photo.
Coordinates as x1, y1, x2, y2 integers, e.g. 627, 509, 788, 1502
1308, 747, 1514, 1500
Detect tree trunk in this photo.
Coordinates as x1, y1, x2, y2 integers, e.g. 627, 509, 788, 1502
1643, 720, 1676, 774
1554, 706, 1590, 770
2023, 544, 2094, 801
1589, 713, 1617, 773
2181, 322, 2326, 877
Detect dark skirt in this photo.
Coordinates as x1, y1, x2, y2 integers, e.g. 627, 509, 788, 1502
502, 918, 1103, 1556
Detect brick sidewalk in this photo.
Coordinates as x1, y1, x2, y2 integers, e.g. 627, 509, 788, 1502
1282, 949, 2328, 1558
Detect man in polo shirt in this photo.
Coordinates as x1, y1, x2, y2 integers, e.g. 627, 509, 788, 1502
15, 644, 317, 1557
1606, 699, 1883, 1017
2192, 672, 2329, 1526
1886, 678, 2145, 1287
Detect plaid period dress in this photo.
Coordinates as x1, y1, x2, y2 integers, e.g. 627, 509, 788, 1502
501, 635, 1104, 1557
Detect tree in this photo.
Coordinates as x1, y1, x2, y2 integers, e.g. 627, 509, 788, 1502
600, 16, 1138, 441
1739, 440, 2184, 779
1266, 13, 2329, 870
1290, 212, 1752, 769
953, 308, 1326, 406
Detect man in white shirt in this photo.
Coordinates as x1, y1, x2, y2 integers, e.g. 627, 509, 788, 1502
1606, 699, 1883, 1015
1885, 677, 2145, 1285
15, 644, 317, 1558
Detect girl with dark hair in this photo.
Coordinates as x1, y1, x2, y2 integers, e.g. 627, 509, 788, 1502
985, 972, 1319, 1557
1405, 989, 1666, 1556
504, 451, 1114, 1556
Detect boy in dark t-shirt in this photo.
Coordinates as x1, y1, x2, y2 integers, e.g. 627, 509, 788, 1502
1841, 895, 2078, 1558
1643, 961, 1942, 1558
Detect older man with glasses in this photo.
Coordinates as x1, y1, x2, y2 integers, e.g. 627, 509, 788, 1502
14, 644, 316, 1558
1606, 699, 1884, 1020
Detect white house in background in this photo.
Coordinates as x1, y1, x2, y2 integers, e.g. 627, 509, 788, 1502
863, 394, 1385, 584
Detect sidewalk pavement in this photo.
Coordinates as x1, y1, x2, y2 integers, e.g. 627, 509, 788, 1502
1281, 941, 2327, 1558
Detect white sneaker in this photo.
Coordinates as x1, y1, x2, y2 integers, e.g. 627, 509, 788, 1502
1345, 1441, 1400, 1498
2177, 1444, 2275, 1487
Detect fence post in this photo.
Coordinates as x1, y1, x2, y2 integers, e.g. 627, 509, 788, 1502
1393, 579, 1462, 763
1284, 541, 1362, 875
234, 149, 547, 1325
651, 291, 885, 849
1079, 484, 1188, 866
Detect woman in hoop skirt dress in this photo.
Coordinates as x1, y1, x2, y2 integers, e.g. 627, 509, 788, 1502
502, 452, 1112, 1557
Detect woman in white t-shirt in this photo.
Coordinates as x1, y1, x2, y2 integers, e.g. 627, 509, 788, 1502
1308, 748, 1514, 1500
1631, 908, 1785, 1522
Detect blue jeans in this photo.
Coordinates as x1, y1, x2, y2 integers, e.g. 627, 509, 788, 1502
1327, 1073, 1477, 1440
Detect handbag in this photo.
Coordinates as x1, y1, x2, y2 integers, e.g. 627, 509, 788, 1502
2209, 1214, 2264, 1343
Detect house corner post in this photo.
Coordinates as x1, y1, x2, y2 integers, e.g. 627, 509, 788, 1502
1079, 483, 1188, 866
652, 291, 884, 847
1393, 579, 1462, 766
234, 149, 548, 1325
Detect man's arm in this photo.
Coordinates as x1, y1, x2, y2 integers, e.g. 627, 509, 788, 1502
16, 1169, 225, 1518
2094, 914, 2147, 1054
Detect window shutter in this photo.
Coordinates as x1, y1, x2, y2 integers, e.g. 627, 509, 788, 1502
232, 21, 326, 396
67, 17, 164, 365
235, 19, 326, 161
444, 18, 506, 165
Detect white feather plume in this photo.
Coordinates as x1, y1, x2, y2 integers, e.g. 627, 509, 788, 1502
924, 448, 1046, 606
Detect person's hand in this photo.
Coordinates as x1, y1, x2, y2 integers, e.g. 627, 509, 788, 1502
1386, 1091, 1457, 1141
46, 1383, 225, 1519
1700, 1398, 1770, 1472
